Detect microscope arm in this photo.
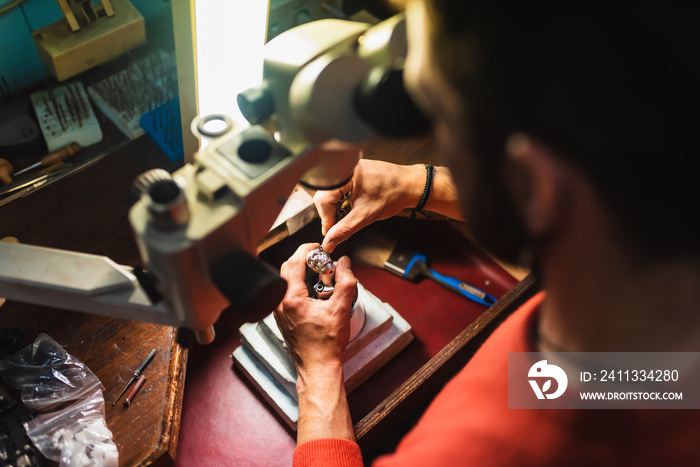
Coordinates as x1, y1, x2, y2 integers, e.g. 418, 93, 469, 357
0, 242, 174, 325
0, 130, 338, 343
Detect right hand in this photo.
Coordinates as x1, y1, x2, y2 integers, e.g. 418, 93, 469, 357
274, 243, 357, 372
315, 159, 423, 252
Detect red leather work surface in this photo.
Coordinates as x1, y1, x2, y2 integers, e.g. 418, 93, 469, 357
175, 217, 518, 466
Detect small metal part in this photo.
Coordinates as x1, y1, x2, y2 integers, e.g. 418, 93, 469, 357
55, 103, 66, 132
42, 97, 52, 115
147, 180, 189, 230
13, 162, 41, 177
70, 83, 86, 116
313, 281, 334, 299
197, 114, 232, 138
48, 86, 58, 109
64, 95, 76, 122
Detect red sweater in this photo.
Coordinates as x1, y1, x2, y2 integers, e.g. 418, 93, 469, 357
294, 292, 700, 466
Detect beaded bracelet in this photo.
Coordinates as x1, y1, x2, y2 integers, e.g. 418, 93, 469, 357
410, 163, 434, 218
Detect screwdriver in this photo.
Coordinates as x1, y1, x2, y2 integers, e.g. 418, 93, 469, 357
124, 375, 147, 407
112, 349, 157, 406
14, 142, 81, 176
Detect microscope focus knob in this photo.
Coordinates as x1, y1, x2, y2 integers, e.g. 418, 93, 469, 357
133, 169, 190, 231
212, 250, 287, 316
237, 85, 275, 125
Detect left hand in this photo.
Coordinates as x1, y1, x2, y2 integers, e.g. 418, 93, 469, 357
274, 243, 357, 372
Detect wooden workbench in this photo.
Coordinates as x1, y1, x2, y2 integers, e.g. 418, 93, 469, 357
0, 135, 185, 466
0, 131, 537, 466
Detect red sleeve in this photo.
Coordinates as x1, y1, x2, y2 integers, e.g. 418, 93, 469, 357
294, 439, 364, 467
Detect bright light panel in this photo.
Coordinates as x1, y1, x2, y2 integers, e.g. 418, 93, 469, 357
194, 0, 269, 127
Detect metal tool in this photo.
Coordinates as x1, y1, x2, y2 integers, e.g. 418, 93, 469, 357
0, 172, 54, 197
112, 349, 156, 406
123, 374, 146, 407
14, 142, 81, 176
0, 177, 50, 208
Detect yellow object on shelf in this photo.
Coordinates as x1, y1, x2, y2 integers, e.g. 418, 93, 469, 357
32, 0, 145, 81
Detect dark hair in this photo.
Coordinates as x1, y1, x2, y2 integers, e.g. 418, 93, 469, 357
426, 1, 699, 260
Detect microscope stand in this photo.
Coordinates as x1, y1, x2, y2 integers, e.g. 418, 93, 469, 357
232, 283, 413, 429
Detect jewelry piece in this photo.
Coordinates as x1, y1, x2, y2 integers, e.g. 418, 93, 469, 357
411, 163, 434, 218
306, 247, 334, 275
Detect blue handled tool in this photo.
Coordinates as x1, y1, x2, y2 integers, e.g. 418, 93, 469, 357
354, 232, 497, 307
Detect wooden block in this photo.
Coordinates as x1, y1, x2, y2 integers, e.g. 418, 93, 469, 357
32, 0, 145, 81
233, 287, 413, 429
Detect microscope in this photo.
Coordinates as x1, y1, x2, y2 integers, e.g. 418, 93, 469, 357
0, 13, 424, 359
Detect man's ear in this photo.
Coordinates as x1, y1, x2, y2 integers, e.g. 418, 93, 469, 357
504, 133, 570, 236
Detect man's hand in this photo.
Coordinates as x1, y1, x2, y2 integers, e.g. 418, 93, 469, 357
315, 160, 425, 253
274, 243, 357, 372
274, 243, 358, 444
316, 160, 465, 252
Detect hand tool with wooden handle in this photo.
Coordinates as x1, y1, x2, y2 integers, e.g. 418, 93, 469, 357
0, 159, 13, 184
112, 349, 157, 406
13, 142, 81, 176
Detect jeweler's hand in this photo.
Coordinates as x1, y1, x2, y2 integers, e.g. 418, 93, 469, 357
274, 243, 357, 371
315, 159, 425, 253
276, 244, 358, 444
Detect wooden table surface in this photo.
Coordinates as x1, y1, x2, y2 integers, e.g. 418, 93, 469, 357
0, 135, 186, 466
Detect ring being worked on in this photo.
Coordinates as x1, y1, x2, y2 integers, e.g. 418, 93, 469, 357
306, 247, 334, 275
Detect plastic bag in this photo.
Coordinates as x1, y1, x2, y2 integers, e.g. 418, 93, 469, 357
0, 333, 118, 466
25, 388, 118, 467
0, 333, 102, 411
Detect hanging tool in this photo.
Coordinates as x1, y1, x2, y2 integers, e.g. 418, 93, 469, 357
112, 348, 156, 406
13, 142, 81, 177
